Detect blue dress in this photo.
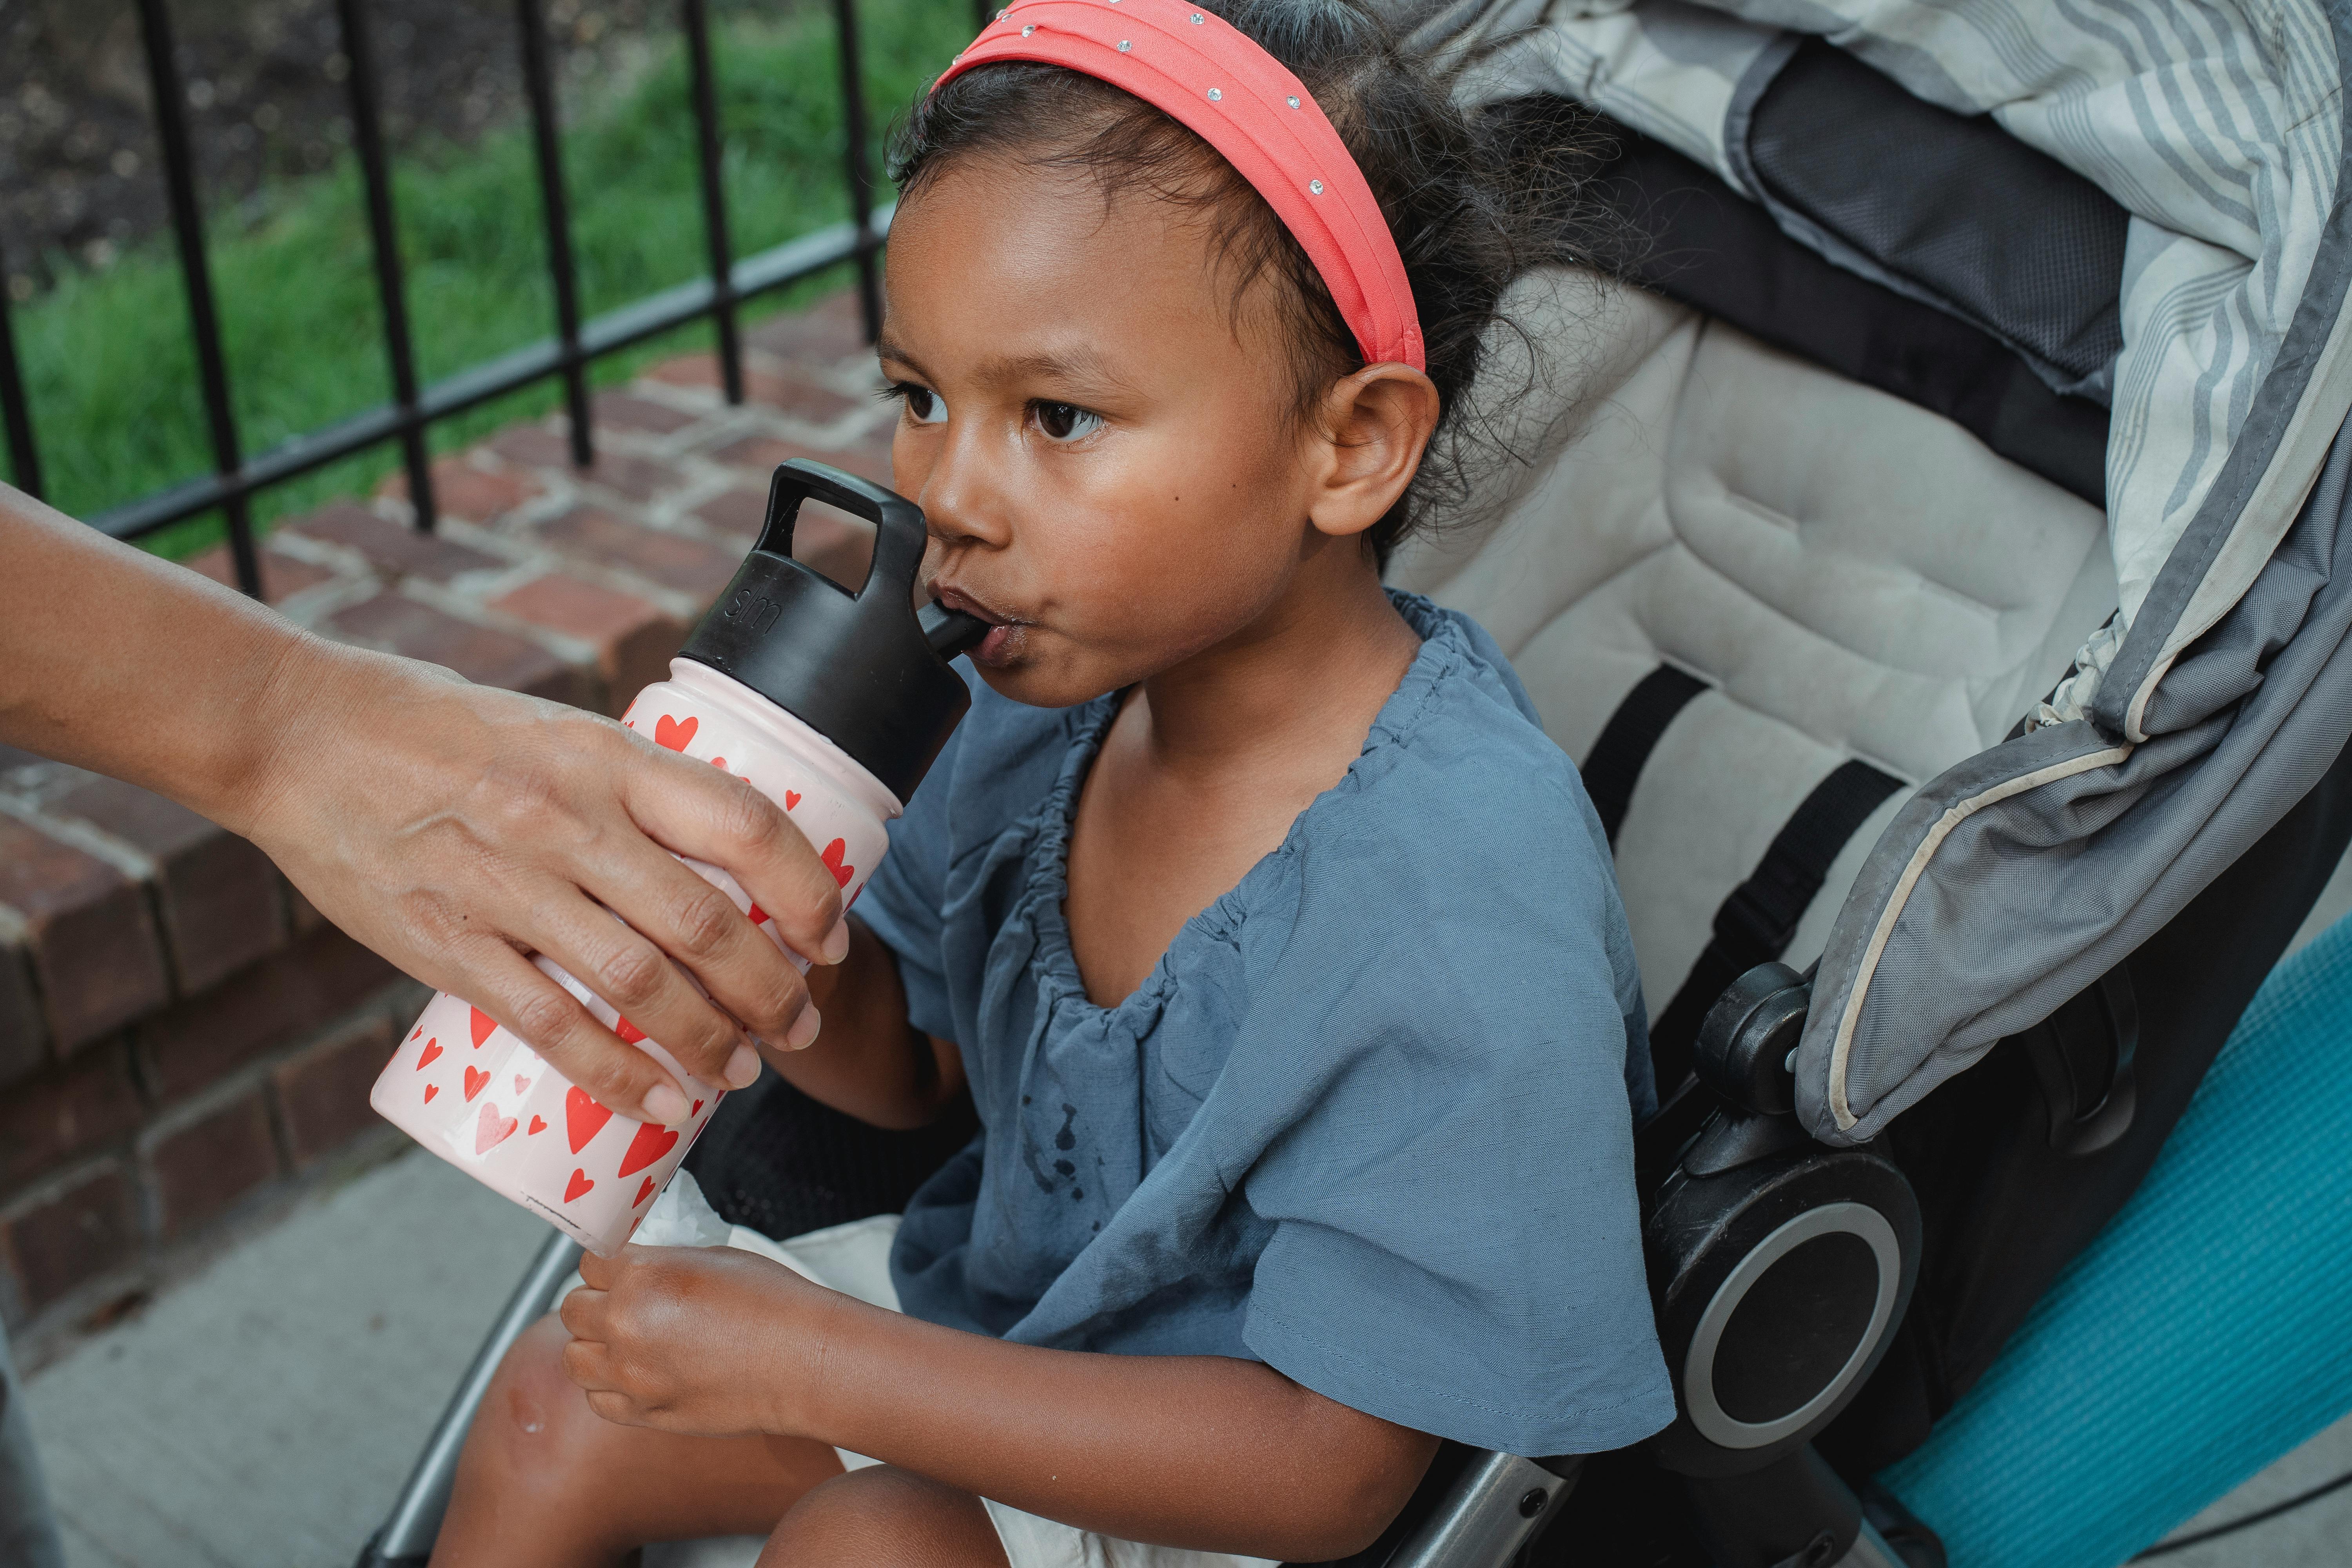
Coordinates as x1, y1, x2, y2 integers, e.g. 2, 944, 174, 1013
855, 592, 1675, 1456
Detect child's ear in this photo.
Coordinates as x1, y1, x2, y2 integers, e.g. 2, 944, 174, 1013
1303, 365, 1441, 542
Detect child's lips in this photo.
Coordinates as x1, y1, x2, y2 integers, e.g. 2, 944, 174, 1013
932, 584, 1026, 664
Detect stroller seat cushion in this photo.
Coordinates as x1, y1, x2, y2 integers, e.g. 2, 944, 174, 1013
1392, 273, 2115, 1012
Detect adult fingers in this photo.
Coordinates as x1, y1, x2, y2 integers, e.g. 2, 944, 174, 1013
451, 938, 695, 1125
620, 751, 848, 975
518, 877, 755, 1105
579, 834, 813, 1070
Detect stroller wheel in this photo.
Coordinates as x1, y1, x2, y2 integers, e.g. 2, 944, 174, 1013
1646, 1142, 1921, 1478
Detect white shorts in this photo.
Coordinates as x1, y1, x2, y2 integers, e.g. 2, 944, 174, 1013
715, 1212, 1281, 1568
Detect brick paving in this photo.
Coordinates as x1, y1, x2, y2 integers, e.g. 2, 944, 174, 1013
0, 289, 895, 1359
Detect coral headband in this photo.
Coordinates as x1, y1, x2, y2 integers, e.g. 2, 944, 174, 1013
933, 0, 1425, 371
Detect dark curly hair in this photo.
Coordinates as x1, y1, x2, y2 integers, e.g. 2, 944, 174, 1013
887, 0, 1606, 565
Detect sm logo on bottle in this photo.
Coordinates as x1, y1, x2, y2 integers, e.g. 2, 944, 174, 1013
724, 589, 782, 635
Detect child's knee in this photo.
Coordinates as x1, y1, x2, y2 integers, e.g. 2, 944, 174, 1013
759, 1466, 1007, 1568
461, 1314, 614, 1492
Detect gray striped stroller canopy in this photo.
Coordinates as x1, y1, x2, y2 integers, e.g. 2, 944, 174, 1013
1396, 0, 2352, 1144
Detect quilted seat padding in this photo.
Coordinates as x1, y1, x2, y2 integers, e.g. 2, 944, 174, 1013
1390, 274, 2115, 1014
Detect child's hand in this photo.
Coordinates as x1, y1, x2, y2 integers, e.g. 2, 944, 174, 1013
559, 1243, 839, 1438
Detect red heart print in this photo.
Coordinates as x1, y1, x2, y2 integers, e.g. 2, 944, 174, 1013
634, 1175, 657, 1207
747, 903, 770, 926
784, 790, 802, 810
513, 1075, 530, 1096
617, 1121, 681, 1178
691, 1100, 704, 1116
615, 1016, 647, 1045
408, 1025, 422, 1041
424, 1083, 439, 1103
566, 1087, 615, 1152
463, 1065, 489, 1102
564, 1169, 595, 1203
711, 756, 727, 770
475, 1103, 519, 1153
654, 714, 698, 751
820, 838, 854, 888
416, 1039, 443, 1070
470, 1007, 496, 1048
527, 1115, 548, 1136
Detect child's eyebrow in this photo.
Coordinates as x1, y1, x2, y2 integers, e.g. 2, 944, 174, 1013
876, 334, 1133, 401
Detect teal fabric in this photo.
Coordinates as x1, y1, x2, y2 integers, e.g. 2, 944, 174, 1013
1881, 911, 2352, 1566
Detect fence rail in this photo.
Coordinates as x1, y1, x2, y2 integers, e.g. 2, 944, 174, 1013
0, 0, 976, 594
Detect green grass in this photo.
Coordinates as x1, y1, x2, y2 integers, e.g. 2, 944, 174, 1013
7, 0, 969, 560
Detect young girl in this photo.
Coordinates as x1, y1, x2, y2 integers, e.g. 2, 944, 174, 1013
433, 0, 1671, 1561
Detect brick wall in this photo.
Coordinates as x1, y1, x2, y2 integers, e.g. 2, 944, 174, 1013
0, 293, 891, 1357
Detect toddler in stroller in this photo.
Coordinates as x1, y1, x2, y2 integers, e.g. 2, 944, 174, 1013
375, 0, 2352, 1564
424, 0, 1677, 1563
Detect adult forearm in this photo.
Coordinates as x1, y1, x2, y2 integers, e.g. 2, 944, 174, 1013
800, 1300, 1432, 1559
0, 483, 338, 831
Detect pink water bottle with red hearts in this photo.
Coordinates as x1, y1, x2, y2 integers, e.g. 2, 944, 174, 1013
372, 461, 985, 1255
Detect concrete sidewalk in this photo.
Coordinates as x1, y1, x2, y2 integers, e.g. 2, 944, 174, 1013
12, 1138, 2350, 1567
21, 1146, 542, 1567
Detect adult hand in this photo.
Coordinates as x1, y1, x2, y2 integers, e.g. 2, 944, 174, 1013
0, 484, 843, 1125
235, 644, 849, 1123
561, 1242, 841, 1438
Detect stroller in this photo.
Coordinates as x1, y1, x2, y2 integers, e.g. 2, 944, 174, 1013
360, 0, 2352, 1563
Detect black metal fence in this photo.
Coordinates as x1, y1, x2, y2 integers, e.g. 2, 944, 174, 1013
0, 0, 982, 597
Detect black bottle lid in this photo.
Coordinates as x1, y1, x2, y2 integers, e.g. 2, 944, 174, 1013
679, 461, 989, 804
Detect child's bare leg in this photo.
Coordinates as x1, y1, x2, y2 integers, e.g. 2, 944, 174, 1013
431, 1315, 843, 1568
760, 1466, 1010, 1567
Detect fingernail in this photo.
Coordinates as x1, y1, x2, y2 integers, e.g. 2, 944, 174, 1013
724, 1042, 761, 1088
785, 1005, 822, 1051
821, 918, 851, 966
643, 1084, 690, 1125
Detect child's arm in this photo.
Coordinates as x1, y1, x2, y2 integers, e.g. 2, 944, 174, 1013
771, 917, 968, 1129
0, 486, 849, 1123
564, 1243, 1439, 1561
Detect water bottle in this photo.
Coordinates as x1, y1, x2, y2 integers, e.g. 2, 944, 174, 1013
370, 461, 985, 1254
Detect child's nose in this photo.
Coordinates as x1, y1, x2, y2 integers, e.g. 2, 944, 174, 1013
912, 417, 1014, 550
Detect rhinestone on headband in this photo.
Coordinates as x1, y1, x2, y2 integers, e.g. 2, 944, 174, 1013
1118, 38, 1131, 48
1207, 87, 1221, 100
1308, 179, 1324, 194
1286, 95, 1300, 108
1022, 23, 1035, 33
1190, 10, 1203, 19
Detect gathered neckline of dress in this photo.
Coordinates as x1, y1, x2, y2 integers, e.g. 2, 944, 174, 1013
1014, 592, 1464, 1028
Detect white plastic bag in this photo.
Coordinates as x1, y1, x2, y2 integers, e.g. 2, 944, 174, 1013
628, 1169, 733, 1249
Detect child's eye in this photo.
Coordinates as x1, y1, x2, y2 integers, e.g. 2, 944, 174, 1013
897, 384, 948, 425
1032, 401, 1103, 443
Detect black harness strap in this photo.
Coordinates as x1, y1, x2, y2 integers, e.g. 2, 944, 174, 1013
1582, 665, 1710, 846
1648, 758, 1906, 1088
